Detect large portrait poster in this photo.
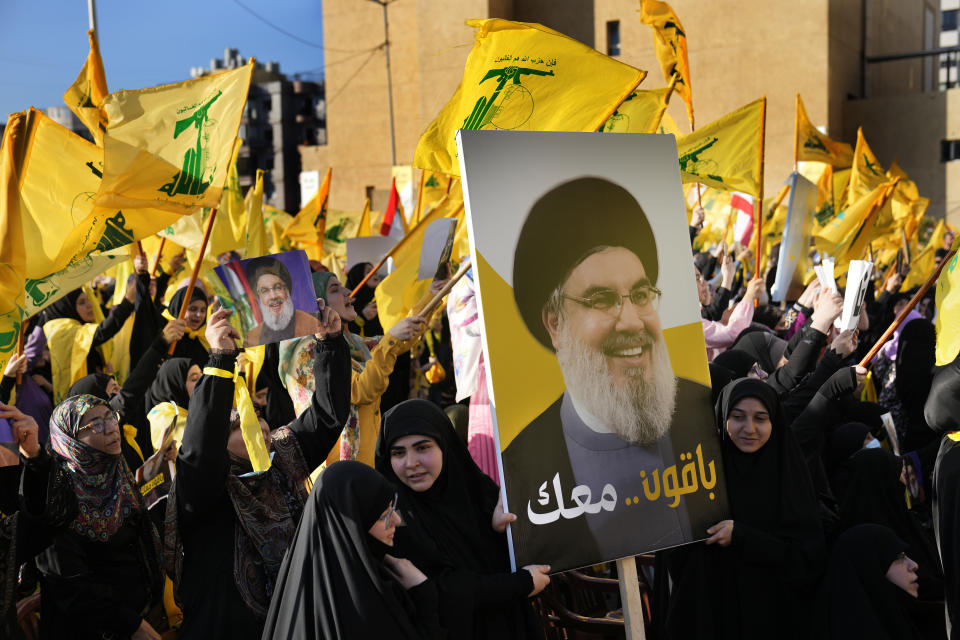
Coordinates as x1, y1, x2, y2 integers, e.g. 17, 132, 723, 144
457, 130, 729, 572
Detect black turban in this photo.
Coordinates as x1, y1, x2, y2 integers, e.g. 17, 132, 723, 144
512, 176, 659, 351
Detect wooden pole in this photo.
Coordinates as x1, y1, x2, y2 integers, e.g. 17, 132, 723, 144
150, 237, 167, 276
413, 169, 426, 224
647, 73, 679, 134
168, 209, 218, 355
349, 216, 429, 297
616, 558, 647, 640
417, 258, 471, 320
754, 97, 767, 293
14, 323, 25, 386
859, 247, 957, 368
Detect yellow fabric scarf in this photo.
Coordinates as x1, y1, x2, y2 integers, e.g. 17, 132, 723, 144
203, 366, 271, 472
162, 308, 211, 350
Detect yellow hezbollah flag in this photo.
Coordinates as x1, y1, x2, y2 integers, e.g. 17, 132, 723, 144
63, 29, 109, 145
601, 86, 681, 134
375, 193, 464, 331
903, 219, 946, 290
639, 0, 694, 127
283, 167, 331, 260
264, 205, 294, 254
13, 108, 182, 280
208, 137, 246, 257
815, 180, 896, 268
0, 113, 27, 374
847, 128, 886, 208
414, 18, 645, 176
95, 61, 254, 214
323, 206, 368, 259
24, 251, 126, 318
794, 94, 853, 167
677, 97, 766, 196
935, 236, 960, 365
244, 169, 267, 258
356, 199, 373, 238
416, 171, 451, 223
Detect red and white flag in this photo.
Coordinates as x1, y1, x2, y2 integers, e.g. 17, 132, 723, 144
380, 177, 407, 240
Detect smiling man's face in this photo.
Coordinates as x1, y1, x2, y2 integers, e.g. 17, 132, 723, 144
543, 246, 677, 445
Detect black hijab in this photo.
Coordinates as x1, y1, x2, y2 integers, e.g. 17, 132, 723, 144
824, 422, 872, 486
836, 448, 943, 601
375, 399, 505, 575
167, 286, 208, 319
375, 399, 536, 640
346, 262, 376, 310
709, 363, 737, 408
731, 331, 787, 374
712, 348, 757, 379
259, 461, 427, 640
895, 318, 935, 412
67, 373, 115, 401
822, 524, 922, 640
144, 358, 192, 411
43, 289, 84, 324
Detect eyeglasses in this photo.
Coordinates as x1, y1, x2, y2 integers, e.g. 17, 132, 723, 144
256, 283, 287, 298
77, 411, 121, 435
562, 284, 662, 314
381, 493, 404, 528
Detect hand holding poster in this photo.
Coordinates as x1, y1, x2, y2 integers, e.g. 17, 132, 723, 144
457, 130, 728, 572
211, 250, 322, 347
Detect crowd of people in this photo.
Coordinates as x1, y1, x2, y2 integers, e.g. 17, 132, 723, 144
0, 207, 957, 640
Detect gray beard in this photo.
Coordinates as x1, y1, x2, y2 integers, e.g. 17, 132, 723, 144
555, 323, 677, 446
260, 296, 295, 331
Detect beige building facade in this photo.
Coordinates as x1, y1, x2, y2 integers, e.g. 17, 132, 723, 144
303, 0, 957, 225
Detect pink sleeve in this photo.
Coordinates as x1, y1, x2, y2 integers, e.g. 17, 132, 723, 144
701, 298, 755, 351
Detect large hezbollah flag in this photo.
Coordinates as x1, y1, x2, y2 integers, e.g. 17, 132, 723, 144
935, 236, 960, 365
63, 29, 109, 145
414, 18, 645, 176
794, 94, 853, 167
639, 0, 694, 127
10, 108, 183, 280
677, 97, 766, 196
815, 180, 897, 269
95, 61, 254, 214
415, 171, 451, 223
600, 86, 681, 134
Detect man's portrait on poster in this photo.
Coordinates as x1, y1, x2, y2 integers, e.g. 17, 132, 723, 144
503, 176, 719, 570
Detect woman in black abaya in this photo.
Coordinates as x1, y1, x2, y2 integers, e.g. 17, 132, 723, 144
260, 460, 443, 640
345, 262, 384, 338
821, 524, 924, 640
374, 399, 546, 640
659, 378, 826, 640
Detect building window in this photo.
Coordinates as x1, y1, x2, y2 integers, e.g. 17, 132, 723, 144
944, 10, 958, 33
607, 21, 621, 57
942, 139, 960, 162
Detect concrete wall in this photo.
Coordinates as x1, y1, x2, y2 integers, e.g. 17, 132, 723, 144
844, 88, 960, 225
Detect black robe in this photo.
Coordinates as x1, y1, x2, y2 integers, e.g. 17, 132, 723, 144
820, 524, 924, 640
260, 461, 444, 640
658, 378, 826, 640
925, 354, 960, 639
169, 336, 350, 640
375, 399, 539, 640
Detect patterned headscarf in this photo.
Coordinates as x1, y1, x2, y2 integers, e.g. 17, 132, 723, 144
49, 394, 143, 541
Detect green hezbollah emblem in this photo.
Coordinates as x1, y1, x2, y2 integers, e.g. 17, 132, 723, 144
96, 211, 135, 251
325, 217, 349, 243
424, 175, 440, 188
25, 274, 60, 309
0, 321, 21, 353
462, 65, 554, 132
803, 136, 828, 153
862, 154, 882, 177
679, 137, 724, 184
159, 90, 223, 197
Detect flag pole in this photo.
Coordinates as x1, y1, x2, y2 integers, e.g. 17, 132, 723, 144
14, 323, 26, 386
349, 207, 440, 297
150, 237, 167, 276
168, 209, 218, 355
754, 97, 767, 290
413, 169, 426, 224
418, 258, 471, 319
858, 247, 957, 368
647, 73, 679, 134
793, 94, 799, 173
